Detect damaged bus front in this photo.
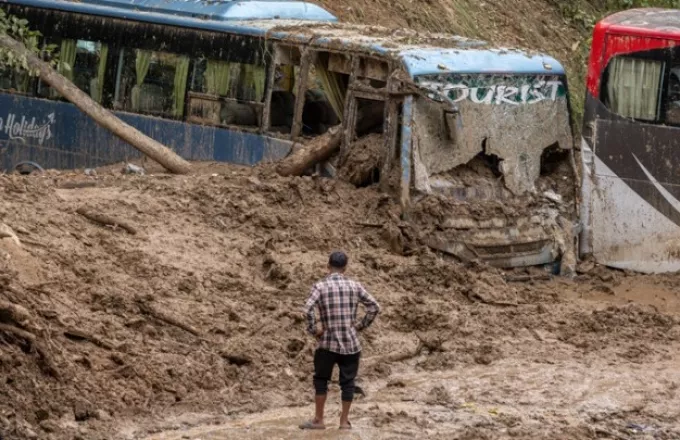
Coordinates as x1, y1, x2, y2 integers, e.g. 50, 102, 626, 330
400, 49, 578, 273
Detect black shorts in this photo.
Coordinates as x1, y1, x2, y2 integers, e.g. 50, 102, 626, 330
313, 348, 361, 402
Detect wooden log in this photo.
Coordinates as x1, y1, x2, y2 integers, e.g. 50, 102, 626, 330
0, 300, 33, 328
0, 33, 191, 174
276, 126, 342, 177
64, 328, 114, 350
59, 181, 98, 189
76, 207, 137, 235
0, 323, 60, 378
219, 351, 252, 366
138, 302, 201, 336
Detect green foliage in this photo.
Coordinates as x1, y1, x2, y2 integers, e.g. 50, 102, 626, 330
0, 9, 57, 75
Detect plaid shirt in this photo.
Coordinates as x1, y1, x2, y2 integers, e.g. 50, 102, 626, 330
303, 273, 380, 355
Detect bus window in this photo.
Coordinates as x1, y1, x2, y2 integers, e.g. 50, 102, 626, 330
665, 67, 680, 125
355, 98, 385, 137
268, 45, 301, 134
0, 67, 31, 95
603, 56, 664, 122
187, 58, 264, 128
38, 39, 110, 103
113, 49, 190, 119
301, 52, 347, 136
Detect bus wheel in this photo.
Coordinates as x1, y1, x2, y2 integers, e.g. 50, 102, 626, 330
14, 161, 45, 175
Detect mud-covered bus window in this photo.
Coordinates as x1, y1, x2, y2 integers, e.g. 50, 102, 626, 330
665, 67, 680, 125
187, 59, 264, 128
267, 45, 301, 134
38, 39, 110, 103
0, 68, 31, 95
604, 56, 664, 122
300, 52, 348, 137
357, 57, 388, 89
113, 49, 190, 119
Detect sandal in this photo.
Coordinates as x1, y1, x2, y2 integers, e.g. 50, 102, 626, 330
339, 421, 352, 430
299, 419, 326, 430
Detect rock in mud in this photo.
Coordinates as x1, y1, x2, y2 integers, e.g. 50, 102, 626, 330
122, 163, 146, 175
425, 385, 452, 405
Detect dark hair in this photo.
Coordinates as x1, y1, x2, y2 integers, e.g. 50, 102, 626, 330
328, 251, 348, 269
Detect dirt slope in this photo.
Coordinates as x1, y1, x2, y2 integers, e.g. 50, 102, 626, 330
1, 162, 680, 439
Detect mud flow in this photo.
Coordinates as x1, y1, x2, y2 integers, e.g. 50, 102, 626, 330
1, 162, 680, 440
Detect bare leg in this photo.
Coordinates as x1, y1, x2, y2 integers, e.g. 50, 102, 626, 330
315, 394, 327, 424
338, 352, 360, 429
340, 400, 352, 428
300, 349, 333, 429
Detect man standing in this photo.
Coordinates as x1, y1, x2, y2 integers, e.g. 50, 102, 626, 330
299, 251, 381, 430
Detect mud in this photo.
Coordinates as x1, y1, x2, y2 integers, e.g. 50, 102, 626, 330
338, 133, 384, 187
412, 93, 573, 196
264, 21, 490, 52
1, 163, 680, 440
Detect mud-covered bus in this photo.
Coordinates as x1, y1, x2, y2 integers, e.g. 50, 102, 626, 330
0, 0, 577, 272
581, 8, 680, 273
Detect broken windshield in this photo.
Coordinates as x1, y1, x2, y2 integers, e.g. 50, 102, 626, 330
411, 73, 572, 196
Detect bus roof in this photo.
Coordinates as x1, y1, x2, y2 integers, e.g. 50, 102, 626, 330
6, 0, 564, 77
244, 21, 565, 77
599, 8, 680, 36
7, 0, 339, 22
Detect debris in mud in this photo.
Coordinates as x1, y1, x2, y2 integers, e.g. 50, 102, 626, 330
472, 343, 501, 365
2, 163, 680, 440
0, 223, 21, 247
425, 385, 452, 405
76, 207, 138, 235
338, 133, 384, 187
464, 272, 518, 306
122, 163, 146, 175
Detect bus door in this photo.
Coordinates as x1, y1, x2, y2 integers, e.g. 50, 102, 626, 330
584, 34, 680, 272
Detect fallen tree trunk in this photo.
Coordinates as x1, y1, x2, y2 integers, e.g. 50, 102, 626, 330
276, 125, 342, 177
138, 302, 201, 336
0, 323, 60, 378
76, 207, 137, 235
0, 34, 191, 175
0, 300, 34, 328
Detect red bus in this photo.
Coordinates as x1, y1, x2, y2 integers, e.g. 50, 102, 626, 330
581, 8, 680, 273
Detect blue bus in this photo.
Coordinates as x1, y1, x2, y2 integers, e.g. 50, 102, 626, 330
0, 0, 576, 271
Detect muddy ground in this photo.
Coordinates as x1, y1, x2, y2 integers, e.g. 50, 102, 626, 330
1, 162, 680, 440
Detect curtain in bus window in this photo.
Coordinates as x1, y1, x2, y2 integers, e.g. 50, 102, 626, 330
0, 69, 30, 93
173, 56, 190, 118
278, 65, 295, 92
205, 60, 232, 96
606, 57, 663, 121
131, 50, 152, 111
17, 73, 29, 94
314, 59, 346, 122
91, 43, 108, 103
58, 39, 77, 81
242, 64, 265, 102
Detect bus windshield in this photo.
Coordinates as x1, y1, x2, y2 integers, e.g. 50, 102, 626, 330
413, 73, 572, 195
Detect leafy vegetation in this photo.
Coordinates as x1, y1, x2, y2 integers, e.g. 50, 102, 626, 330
0, 9, 56, 74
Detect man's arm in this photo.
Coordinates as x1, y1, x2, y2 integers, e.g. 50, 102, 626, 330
355, 284, 380, 331
303, 285, 321, 335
